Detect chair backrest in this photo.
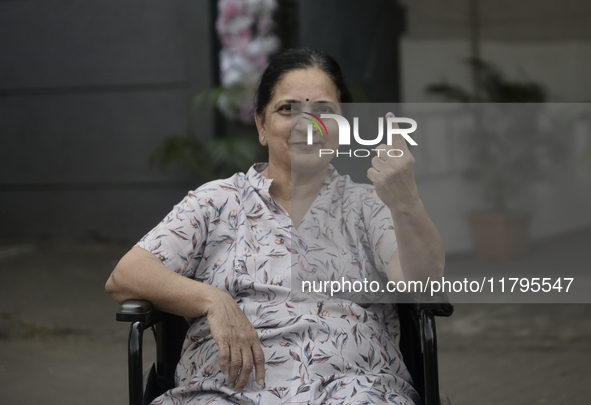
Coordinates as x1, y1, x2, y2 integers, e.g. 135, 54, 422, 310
153, 313, 190, 391
397, 303, 425, 401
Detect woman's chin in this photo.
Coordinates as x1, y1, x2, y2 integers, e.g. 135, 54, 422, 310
289, 145, 334, 173
290, 142, 320, 153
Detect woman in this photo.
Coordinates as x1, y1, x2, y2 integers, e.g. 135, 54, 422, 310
106, 48, 444, 405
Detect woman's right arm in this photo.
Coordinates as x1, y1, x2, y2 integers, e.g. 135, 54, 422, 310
106, 246, 217, 317
105, 246, 266, 391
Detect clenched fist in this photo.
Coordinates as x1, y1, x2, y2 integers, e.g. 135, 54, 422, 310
367, 112, 420, 211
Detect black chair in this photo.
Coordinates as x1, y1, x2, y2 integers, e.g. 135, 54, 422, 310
116, 292, 453, 405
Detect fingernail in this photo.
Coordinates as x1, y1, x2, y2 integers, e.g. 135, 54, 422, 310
257, 379, 264, 386
386, 112, 394, 118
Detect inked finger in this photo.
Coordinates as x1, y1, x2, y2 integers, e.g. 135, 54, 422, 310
386, 113, 413, 152
386, 112, 398, 128
386, 112, 403, 150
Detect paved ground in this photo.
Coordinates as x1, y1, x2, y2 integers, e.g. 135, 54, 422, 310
1, 228, 590, 404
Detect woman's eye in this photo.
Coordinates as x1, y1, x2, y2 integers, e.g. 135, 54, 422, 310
316, 106, 335, 114
279, 104, 292, 112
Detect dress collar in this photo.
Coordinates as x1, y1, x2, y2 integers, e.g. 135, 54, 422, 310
246, 163, 339, 194
246, 162, 273, 194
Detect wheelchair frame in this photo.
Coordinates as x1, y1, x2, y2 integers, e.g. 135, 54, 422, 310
116, 292, 453, 405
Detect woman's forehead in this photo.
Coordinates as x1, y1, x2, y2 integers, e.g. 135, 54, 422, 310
272, 68, 339, 102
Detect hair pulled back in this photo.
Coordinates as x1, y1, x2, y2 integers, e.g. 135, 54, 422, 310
254, 48, 353, 117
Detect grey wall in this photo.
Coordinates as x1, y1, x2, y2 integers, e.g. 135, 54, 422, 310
403, 0, 591, 41
1, 0, 214, 243
0, 0, 408, 244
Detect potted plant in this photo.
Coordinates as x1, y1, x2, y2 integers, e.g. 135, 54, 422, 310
426, 59, 565, 260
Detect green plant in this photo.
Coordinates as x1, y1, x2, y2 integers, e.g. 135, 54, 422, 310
151, 88, 266, 180
426, 58, 566, 212
426, 58, 546, 103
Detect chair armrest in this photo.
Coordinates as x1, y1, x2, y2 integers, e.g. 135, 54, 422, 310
116, 299, 164, 327
397, 291, 454, 317
116, 300, 164, 405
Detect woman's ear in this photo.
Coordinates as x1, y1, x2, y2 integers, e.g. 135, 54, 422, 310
254, 111, 267, 146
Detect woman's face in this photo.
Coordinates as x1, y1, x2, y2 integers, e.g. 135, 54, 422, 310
255, 68, 341, 175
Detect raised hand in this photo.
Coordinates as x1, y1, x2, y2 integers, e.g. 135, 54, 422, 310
367, 112, 420, 211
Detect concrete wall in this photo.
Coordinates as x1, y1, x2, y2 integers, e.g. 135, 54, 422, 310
0, 0, 214, 243
402, 38, 591, 102
404, 104, 591, 254
399, 2, 591, 252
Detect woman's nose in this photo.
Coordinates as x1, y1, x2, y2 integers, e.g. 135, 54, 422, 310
292, 109, 307, 133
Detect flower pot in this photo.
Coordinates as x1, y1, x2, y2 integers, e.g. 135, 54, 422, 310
468, 211, 532, 260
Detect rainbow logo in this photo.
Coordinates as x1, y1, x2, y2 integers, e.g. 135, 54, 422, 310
303, 112, 328, 136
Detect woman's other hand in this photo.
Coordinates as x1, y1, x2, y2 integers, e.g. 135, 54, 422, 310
205, 290, 266, 392
106, 247, 266, 391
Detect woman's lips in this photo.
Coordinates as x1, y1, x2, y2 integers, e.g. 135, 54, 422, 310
291, 142, 321, 146
291, 139, 323, 146
291, 142, 321, 151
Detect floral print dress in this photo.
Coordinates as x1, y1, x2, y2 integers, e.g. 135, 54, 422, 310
136, 163, 420, 405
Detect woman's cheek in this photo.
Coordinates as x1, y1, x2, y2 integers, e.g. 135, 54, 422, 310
327, 129, 340, 149
279, 117, 294, 139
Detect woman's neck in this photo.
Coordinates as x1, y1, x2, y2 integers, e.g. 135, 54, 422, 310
262, 161, 328, 225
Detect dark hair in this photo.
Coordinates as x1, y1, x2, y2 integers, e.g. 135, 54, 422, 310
254, 48, 353, 117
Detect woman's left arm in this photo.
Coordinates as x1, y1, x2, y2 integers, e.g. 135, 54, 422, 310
383, 198, 445, 283
367, 113, 445, 283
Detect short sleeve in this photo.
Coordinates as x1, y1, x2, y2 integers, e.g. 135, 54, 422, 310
135, 191, 208, 278
364, 190, 397, 277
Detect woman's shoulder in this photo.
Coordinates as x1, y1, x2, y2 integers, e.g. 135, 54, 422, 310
194, 165, 261, 194
191, 172, 246, 195
184, 165, 263, 208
